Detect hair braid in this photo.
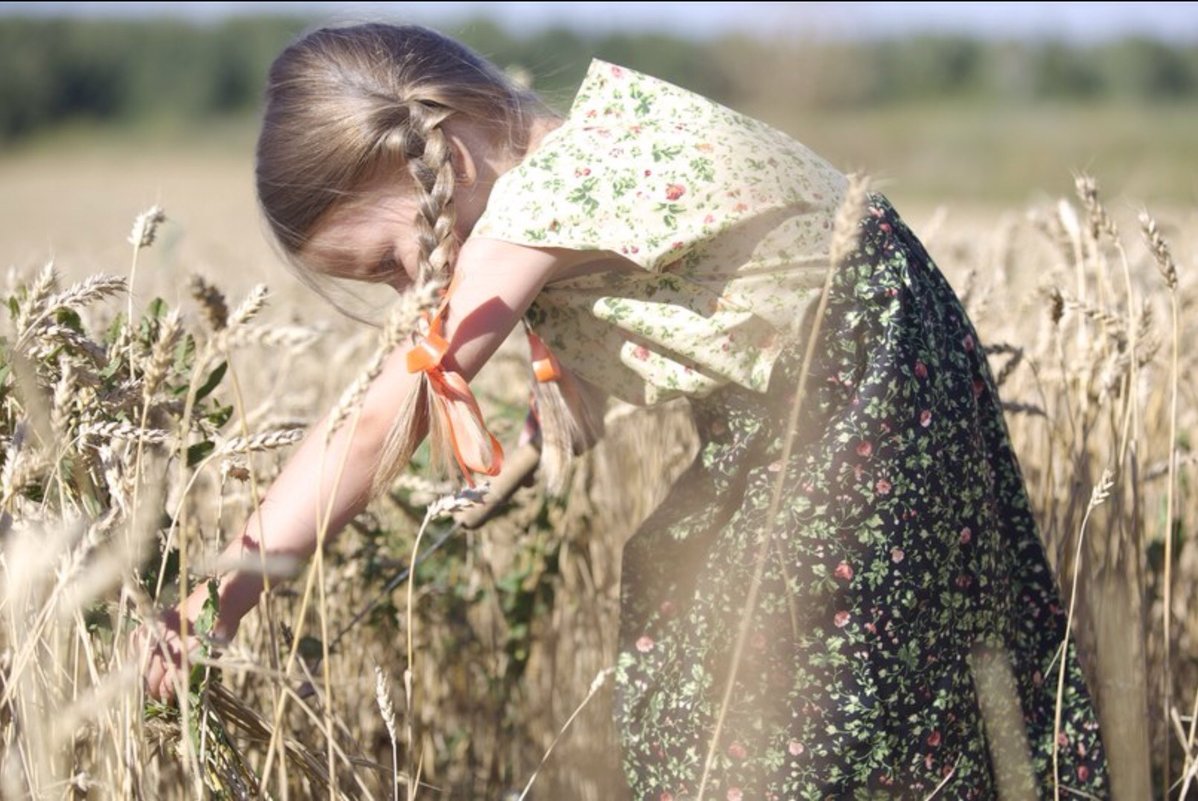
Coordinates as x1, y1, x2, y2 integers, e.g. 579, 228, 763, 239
402, 100, 459, 284
256, 22, 573, 492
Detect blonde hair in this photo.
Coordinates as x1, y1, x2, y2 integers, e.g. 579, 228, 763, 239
257, 23, 543, 282
256, 23, 588, 492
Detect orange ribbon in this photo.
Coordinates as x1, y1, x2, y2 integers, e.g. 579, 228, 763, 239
405, 278, 503, 485
526, 329, 562, 383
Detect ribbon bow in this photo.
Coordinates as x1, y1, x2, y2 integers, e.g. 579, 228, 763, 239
405, 278, 503, 485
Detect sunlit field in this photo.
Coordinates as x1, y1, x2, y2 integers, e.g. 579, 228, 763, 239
1, 98, 1195, 798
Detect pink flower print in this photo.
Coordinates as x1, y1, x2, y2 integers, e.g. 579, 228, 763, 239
963, 333, 975, 352
927, 730, 942, 748
919, 409, 932, 427
875, 477, 892, 495
734, 202, 749, 213
955, 574, 972, 589
959, 527, 972, 544
833, 610, 850, 628
865, 622, 877, 634
788, 740, 805, 756
972, 378, 985, 398
856, 440, 873, 458
633, 345, 650, 361
659, 600, 677, 618
727, 741, 747, 760
660, 794, 673, 801
703, 213, 716, 225
665, 183, 687, 201
891, 547, 905, 564
1077, 765, 1090, 782
727, 789, 743, 801
834, 561, 854, 581
644, 169, 652, 177
611, 65, 624, 77
1056, 731, 1069, 747
914, 360, 928, 379
880, 222, 892, 233
635, 635, 654, 653
585, 108, 597, 119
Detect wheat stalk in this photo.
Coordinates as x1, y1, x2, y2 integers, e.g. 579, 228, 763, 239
696, 173, 869, 801
189, 275, 229, 332
142, 310, 182, 401
375, 666, 400, 801
226, 324, 324, 351
217, 427, 304, 457
326, 279, 441, 443
227, 284, 269, 329
128, 206, 166, 250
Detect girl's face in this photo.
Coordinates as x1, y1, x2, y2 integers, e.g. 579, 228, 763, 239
299, 119, 504, 292
300, 184, 426, 293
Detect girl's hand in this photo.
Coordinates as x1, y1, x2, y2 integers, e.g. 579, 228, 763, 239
139, 592, 238, 703
139, 607, 194, 703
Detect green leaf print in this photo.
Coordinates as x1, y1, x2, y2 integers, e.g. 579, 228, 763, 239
629, 84, 653, 116
651, 142, 683, 162
566, 177, 599, 215
689, 156, 715, 182
611, 174, 637, 198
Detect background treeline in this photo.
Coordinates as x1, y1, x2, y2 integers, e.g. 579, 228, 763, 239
2, 14, 1196, 140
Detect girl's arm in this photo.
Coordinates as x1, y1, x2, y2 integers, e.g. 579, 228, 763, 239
143, 237, 592, 699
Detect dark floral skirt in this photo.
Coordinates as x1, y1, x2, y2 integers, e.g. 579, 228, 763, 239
614, 196, 1110, 800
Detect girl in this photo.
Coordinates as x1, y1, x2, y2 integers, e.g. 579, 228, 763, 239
144, 23, 1111, 799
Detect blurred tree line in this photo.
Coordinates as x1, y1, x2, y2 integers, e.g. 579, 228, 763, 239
1, 14, 1195, 141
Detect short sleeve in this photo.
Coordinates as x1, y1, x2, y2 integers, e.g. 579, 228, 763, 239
472, 127, 704, 272
469, 59, 845, 407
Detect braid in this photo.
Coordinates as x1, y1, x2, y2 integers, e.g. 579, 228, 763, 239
256, 23, 565, 490
381, 99, 459, 284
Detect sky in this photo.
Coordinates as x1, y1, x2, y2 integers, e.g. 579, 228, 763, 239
3, 1, 1197, 42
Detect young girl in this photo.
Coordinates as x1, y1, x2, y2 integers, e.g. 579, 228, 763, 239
144, 23, 1111, 799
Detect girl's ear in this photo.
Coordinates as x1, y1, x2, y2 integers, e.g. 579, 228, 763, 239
444, 129, 479, 188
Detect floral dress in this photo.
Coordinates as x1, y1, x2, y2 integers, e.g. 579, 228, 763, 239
471, 60, 1110, 800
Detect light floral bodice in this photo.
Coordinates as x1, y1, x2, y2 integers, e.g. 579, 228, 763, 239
471, 59, 848, 405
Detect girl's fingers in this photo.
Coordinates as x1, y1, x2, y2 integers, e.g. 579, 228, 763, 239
148, 655, 182, 702
145, 656, 165, 700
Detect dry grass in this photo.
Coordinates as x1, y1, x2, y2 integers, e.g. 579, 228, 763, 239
0, 148, 1194, 801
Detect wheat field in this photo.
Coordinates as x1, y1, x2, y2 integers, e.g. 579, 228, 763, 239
0, 132, 1194, 800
